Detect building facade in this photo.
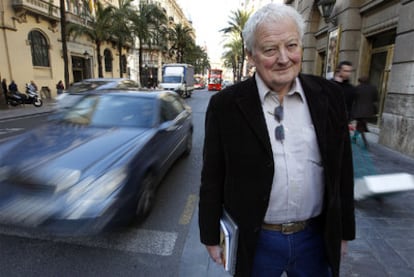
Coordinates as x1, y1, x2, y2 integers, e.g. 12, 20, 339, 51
128, 0, 195, 87
0, 0, 193, 100
286, 0, 414, 157
0, 0, 130, 99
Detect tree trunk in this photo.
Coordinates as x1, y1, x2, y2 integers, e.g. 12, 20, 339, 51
118, 44, 123, 78
139, 40, 143, 86
60, 0, 70, 88
96, 42, 103, 77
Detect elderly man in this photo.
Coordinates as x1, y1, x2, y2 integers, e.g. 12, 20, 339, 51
199, 3, 355, 277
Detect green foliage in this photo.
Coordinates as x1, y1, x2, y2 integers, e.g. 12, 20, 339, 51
220, 9, 251, 82
66, 1, 115, 77
64, 0, 209, 80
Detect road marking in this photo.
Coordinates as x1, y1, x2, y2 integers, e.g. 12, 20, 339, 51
179, 194, 198, 225
0, 226, 177, 256
0, 128, 24, 135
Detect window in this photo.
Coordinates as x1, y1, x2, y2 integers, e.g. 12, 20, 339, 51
65, 0, 71, 12
104, 49, 113, 72
28, 30, 49, 67
64, 94, 155, 128
160, 94, 185, 122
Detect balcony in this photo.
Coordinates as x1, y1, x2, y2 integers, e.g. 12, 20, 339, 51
12, 0, 60, 23
65, 11, 93, 28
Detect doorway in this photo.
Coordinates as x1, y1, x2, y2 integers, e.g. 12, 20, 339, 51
368, 45, 394, 125
366, 29, 395, 125
72, 56, 91, 83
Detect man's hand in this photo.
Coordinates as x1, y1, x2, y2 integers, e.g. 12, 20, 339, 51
206, 245, 223, 265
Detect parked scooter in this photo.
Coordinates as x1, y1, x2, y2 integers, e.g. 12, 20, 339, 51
7, 84, 43, 107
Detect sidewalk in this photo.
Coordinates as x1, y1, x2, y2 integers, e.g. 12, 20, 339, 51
0, 99, 57, 121
1, 105, 414, 276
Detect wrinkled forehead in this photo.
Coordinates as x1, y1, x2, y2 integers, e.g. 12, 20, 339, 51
253, 18, 301, 44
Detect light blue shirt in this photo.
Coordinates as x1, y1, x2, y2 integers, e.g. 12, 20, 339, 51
256, 74, 324, 224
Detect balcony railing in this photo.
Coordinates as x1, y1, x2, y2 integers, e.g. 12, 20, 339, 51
12, 0, 60, 21
65, 11, 94, 27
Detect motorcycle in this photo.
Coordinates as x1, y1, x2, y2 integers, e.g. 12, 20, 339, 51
7, 84, 43, 107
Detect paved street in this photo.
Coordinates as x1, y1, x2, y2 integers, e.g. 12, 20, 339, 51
1, 99, 414, 276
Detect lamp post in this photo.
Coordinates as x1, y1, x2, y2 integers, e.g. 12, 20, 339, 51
144, 64, 148, 88
83, 51, 90, 60
317, 0, 336, 22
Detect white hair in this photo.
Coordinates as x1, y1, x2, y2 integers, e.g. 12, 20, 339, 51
242, 3, 305, 53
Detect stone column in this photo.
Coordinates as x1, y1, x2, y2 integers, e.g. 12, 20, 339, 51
333, 0, 362, 84
379, 0, 414, 157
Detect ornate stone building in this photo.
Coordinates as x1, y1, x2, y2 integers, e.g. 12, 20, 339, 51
0, 0, 128, 98
286, 0, 414, 157
128, 0, 195, 87
0, 0, 194, 99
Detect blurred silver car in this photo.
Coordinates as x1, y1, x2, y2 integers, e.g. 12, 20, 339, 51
57, 78, 140, 109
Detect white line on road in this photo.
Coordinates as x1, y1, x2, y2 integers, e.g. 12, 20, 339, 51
0, 226, 178, 256
179, 194, 198, 225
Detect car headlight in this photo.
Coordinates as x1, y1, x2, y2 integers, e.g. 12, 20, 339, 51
52, 168, 81, 193
67, 167, 127, 202
64, 167, 128, 219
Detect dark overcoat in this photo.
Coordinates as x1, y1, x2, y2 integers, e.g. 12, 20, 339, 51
199, 74, 355, 277
352, 82, 378, 119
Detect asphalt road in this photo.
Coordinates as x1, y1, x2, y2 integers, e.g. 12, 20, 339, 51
0, 89, 215, 276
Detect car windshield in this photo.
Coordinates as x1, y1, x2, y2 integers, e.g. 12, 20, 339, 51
66, 81, 110, 93
162, 76, 182, 83
62, 94, 155, 128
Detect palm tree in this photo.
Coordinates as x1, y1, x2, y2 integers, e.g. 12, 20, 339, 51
220, 9, 251, 81
110, 0, 136, 78
59, 0, 69, 88
183, 43, 210, 75
129, 1, 167, 85
222, 38, 243, 83
168, 23, 194, 63
67, 1, 114, 77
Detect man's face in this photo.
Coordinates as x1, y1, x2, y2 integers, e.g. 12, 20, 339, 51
247, 19, 302, 94
339, 65, 353, 81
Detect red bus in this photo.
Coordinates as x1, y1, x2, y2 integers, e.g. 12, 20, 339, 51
208, 69, 223, 91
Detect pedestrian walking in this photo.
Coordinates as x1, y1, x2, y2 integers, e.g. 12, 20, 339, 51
1, 78, 8, 104
332, 61, 356, 122
56, 80, 64, 95
198, 3, 355, 277
351, 76, 379, 148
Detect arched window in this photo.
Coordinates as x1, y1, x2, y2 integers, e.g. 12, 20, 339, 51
28, 30, 49, 67
104, 49, 113, 72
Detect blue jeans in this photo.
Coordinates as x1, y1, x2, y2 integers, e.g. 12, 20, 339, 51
251, 223, 332, 277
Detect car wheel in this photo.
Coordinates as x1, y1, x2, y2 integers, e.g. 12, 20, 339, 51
135, 172, 156, 222
183, 131, 192, 156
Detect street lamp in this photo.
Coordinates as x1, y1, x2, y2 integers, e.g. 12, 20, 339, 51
144, 64, 149, 88
317, 0, 336, 22
83, 51, 90, 60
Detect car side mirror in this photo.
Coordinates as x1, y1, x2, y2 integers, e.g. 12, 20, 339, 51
159, 120, 179, 131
